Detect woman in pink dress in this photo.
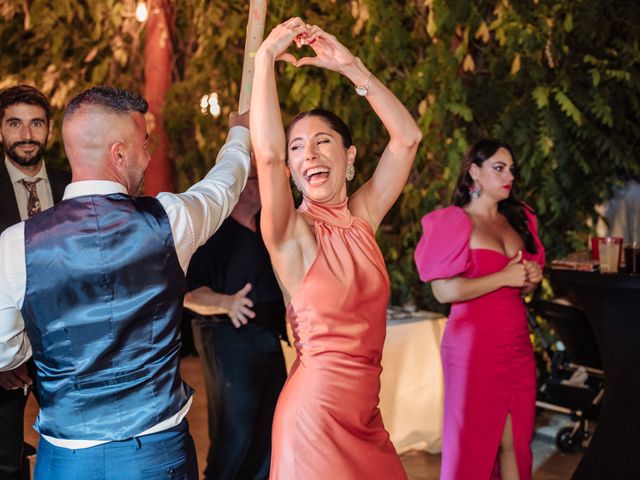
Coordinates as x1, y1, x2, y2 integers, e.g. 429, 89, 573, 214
415, 139, 545, 480
250, 18, 422, 480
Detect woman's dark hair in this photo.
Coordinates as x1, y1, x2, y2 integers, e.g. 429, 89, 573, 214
452, 138, 538, 254
285, 108, 353, 152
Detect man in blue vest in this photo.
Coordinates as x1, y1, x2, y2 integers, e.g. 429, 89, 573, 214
0, 85, 251, 479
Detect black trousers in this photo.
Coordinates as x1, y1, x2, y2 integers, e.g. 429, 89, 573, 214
0, 359, 37, 480
191, 319, 286, 480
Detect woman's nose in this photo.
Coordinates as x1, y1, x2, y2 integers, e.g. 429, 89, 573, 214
305, 142, 318, 160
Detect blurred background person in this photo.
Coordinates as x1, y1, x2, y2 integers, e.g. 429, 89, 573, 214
605, 174, 640, 244
184, 163, 287, 480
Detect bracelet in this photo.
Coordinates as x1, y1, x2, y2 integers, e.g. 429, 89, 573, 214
355, 72, 374, 97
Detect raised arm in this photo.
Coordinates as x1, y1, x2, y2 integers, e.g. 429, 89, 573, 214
298, 26, 423, 229
158, 113, 251, 272
250, 18, 308, 247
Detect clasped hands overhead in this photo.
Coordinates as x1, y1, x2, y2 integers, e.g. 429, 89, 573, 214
259, 17, 357, 74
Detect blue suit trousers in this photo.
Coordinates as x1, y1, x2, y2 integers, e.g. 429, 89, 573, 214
34, 419, 197, 480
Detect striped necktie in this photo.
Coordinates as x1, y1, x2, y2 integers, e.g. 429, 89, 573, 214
20, 179, 43, 217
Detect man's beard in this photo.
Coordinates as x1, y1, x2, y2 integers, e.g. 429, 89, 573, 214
5, 140, 46, 167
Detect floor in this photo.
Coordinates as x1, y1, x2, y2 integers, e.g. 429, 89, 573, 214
24, 354, 582, 479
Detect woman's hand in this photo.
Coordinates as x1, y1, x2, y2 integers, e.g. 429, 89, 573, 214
297, 25, 357, 74
500, 251, 528, 288
521, 260, 543, 294
523, 260, 543, 284
257, 17, 308, 65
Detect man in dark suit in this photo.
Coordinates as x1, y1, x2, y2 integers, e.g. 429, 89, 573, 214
184, 164, 287, 480
0, 84, 70, 480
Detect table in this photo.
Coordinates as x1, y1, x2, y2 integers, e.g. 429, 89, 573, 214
280, 310, 447, 454
550, 269, 640, 479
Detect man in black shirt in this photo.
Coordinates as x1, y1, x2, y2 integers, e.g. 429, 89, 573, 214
184, 165, 286, 480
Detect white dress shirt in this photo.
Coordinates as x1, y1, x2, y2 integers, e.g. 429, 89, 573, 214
0, 126, 250, 448
4, 157, 55, 220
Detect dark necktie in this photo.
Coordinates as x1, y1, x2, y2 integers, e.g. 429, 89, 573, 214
20, 179, 42, 217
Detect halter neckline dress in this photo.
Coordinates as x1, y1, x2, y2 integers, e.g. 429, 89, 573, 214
269, 197, 406, 480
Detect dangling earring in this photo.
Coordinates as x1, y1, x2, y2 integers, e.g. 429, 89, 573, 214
469, 182, 481, 200
346, 163, 355, 181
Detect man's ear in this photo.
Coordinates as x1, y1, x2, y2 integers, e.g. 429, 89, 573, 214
109, 141, 126, 167
47, 121, 53, 142
347, 145, 357, 165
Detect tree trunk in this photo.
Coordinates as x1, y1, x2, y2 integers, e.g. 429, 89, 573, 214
143, 0, 173, 195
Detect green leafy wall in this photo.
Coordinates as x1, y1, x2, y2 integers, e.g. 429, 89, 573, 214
2, 0, 639, 308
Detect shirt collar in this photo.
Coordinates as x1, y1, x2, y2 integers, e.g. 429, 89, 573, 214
4, 157, 49, 183
63, 180, 128, 200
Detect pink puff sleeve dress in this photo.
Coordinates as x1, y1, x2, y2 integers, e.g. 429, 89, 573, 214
415, 205, 545, 480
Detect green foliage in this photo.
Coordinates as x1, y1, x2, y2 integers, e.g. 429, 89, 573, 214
2, 0, 639, 309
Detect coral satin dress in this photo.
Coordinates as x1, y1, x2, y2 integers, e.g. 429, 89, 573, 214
269, 198, 406, 480
414, 206, 545, 480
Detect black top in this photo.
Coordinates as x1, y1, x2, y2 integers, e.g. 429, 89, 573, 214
186, 214, 286, 340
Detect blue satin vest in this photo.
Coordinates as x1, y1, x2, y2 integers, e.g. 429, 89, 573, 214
21, 193, 193, 440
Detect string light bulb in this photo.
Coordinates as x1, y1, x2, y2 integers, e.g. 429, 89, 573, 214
200, 93, 221, 118
135, 1, 149, 22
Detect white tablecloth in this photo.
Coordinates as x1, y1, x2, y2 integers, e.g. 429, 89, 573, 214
280, 310, 446, 454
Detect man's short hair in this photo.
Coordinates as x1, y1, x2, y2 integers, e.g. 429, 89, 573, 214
65, 86, 148, 119
0, 84, 52, 123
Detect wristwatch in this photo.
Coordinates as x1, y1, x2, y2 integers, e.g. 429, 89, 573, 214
355, 72, 374, 96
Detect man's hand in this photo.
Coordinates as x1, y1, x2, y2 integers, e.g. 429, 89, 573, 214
0, 364, 32, 391
225, 283, 256, 328
230, 111, 250, 130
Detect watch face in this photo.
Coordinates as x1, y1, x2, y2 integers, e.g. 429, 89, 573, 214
355, 86, 368, 96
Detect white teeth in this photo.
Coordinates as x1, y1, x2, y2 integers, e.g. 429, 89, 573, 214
305, 167, 329, 177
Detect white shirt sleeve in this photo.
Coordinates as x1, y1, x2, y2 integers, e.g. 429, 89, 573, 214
157, 126, 251, 272
0, 223, 31, 371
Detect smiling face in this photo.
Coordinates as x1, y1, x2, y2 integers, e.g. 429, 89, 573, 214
287, 115, 355, 204
470, 147, 516, 202
0, 103, 50, 169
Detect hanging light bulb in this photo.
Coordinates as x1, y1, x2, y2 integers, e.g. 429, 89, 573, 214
135, 1, 149, 22
208, 93, 221, 117
200, 93, 221, 118
200, 95, 210, 114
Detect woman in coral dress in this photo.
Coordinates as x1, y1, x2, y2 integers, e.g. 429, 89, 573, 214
250, 18, 422, 479
415, 139, 545, 480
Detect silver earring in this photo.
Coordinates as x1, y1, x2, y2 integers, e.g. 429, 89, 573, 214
469, 182, 481, 200
346, 163, 355, 181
